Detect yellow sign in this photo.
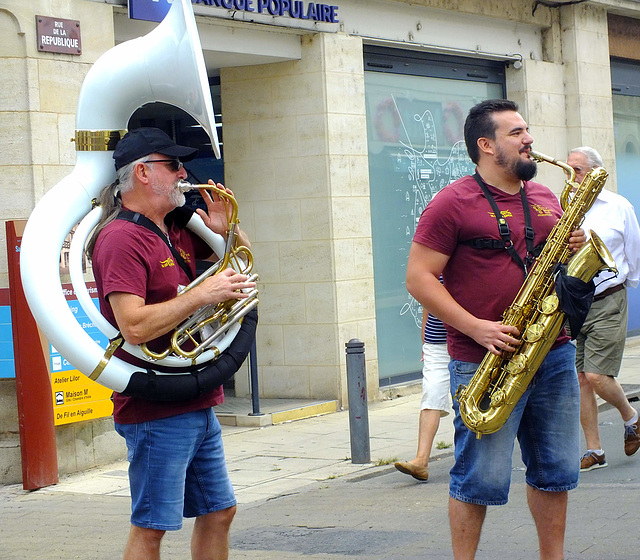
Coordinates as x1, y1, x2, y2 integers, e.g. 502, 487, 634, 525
49, 284, 114, 426
52, 369, 113, 425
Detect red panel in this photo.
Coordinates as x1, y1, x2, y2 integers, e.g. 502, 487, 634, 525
6, 220, 58, 490
0, 288, 10, 305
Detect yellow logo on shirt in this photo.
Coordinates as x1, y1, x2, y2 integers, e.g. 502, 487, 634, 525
489, 206, 554, 219
179, 248, 192, 264
489, 210, 513, 218
160, 257, 175, 268
531, 204, 553, 217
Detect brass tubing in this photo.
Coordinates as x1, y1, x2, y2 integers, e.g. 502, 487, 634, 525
138, 179, 258, 364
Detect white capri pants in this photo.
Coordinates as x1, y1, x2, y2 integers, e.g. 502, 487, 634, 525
421, 342, 451, 416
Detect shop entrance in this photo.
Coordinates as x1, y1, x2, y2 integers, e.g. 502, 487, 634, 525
611, 58, 640, 335
363, 47, 505, 386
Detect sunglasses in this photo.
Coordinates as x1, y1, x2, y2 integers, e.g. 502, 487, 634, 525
145, 159, 184, 172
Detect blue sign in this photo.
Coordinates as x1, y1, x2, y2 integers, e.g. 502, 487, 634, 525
49, 298, 109, 374
129, 0, 339, 24
0, 304, 15, 378
129, 0, 171, 23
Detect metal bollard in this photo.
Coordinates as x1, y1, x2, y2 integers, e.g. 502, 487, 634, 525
248, 339, 264, 417
345, 339, 371, 464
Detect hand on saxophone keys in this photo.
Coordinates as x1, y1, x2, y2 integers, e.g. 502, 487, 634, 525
470, 319, 520, 356
568, 228, 587, 252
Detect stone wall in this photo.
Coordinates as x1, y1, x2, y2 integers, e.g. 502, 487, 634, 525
221, 32, 376, 404
0, 0, 116, 286
0, 0, 125, 486
561, 3, 617, 187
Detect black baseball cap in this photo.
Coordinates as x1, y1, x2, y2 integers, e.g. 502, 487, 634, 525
113, 127, 198, 170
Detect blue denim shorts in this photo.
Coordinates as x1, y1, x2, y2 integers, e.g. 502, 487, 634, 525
449, 343, 580, 506
115, 408, 236, 531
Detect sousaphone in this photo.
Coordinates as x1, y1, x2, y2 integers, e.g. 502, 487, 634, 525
20, 0, 258, 400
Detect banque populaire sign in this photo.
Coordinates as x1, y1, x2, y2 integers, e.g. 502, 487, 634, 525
130, 0, 339, 25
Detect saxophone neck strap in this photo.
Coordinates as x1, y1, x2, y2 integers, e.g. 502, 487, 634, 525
117, 210, 194, 281
466, 172, 537, 276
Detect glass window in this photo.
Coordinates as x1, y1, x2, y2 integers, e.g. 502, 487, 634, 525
364, 48, 505, 385
128, 78, 224, 195
612, 58, 640, 334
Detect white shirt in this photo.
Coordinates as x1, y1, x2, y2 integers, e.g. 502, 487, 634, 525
581, 188, 640, 295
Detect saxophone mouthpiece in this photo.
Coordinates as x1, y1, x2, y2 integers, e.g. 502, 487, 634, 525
528, 150, 575, 183
528, 149, 552, 164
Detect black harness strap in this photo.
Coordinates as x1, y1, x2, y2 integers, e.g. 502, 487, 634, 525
109, 208, 258, 402
117, 210, 194, 281
121, 307, 259, 402
462, 173, 539, 276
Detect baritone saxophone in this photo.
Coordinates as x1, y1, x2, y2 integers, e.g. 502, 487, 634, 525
455, 150, 617, 438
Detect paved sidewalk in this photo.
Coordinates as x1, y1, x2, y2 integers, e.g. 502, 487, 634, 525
0, 337, 638, 560
29, 337, 640, 504
35, 382, 455, 505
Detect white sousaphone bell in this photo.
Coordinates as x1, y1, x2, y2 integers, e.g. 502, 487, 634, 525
20, 0, 258, 399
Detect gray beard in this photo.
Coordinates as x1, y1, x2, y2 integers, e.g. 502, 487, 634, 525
169, 189, 186, 208
152, 181, 186, 208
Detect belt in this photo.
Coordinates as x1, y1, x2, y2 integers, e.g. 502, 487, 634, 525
593, 283, 625, 301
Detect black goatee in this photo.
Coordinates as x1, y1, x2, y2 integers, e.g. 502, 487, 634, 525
515, 158, 537, 182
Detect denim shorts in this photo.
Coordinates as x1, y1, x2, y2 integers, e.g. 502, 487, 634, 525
449, 343, 580, 506
115, 408, 236, 531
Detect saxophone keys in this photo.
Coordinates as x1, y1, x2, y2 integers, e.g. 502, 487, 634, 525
505, 354, 527, 375
490, 387, 508, 407
524, 323, 544, 343
466, 409, 484, 426
539, 293, 559, 314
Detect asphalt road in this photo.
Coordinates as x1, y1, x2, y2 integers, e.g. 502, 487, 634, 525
1, 406, 638, 560
228, 405, 640, 560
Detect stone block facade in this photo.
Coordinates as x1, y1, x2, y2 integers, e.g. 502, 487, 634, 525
0, 0, 638, 483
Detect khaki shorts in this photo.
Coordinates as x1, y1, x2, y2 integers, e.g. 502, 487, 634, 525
575, 287, 627, 376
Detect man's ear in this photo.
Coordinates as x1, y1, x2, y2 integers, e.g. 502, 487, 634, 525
133, 161, 150, 184
477, 137, 494, 157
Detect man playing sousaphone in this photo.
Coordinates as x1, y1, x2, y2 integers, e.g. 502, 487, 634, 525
87, 127, 254, 560
407, 99, 588, 560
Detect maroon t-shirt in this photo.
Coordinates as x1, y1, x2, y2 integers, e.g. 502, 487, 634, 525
92, 215, 223, 424
413, 174, 569, 363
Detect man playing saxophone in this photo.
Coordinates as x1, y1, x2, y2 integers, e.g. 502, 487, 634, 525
88, 127, 255, 560
406, 99, 586, 560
